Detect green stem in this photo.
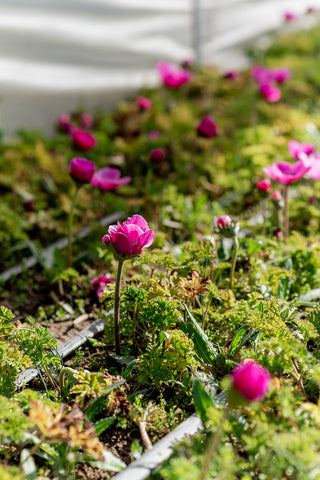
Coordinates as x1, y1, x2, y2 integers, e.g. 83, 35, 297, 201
200, 408, 229, 480
67, 185, 80, 268
283, 184, 289, 244
114, 261, 124, 355
20, 433, 46, 467
132, 305, 137, 358
262, 197, 268, 224
42, 363, 59, 392
229, 235, 239, 291
59, 367, 78, 396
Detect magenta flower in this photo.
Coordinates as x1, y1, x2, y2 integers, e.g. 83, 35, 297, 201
224, 70, 238, 80
72, 128, 96, 152
231, 360, 271, 402
24, 199, 35, 212
137, 96, 152, 110
270, 67, 291, 84
284, 11, 297, 21
150, 148, 164, 164
90, 275, 112, 298
259, 82, 281, 102
69, 157, 96, 183
288, 139, 315, 159
252, 65, 271, 83
91, 167, 131, 190
263, 159, 311, 184
57, 113, 72, 133
157, 61, 193, 88
79, 112, 94, 129
102, 215, 154, 258
196, 116, 217, 139
257, 179, 271, 193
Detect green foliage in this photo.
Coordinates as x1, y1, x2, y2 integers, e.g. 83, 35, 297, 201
222, 294, 291, 340
138, 329, 198, 386
0, 395, 33, 446
140, 297, 181, 338
14, 320, 61, 372
0, 306, 30, 396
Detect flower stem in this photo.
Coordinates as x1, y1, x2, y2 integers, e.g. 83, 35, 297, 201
67, 185, 80, 268
200, 408, 228, 480
229, 235, 239, 291
283, 184, 289, 244
114, 260, 124, 355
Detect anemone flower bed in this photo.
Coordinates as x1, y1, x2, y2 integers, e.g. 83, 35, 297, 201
4, 16, 320, 480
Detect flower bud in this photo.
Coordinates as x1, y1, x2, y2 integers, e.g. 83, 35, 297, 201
196, 116, 217, 139
79, 112, 94, 129
137, 96, 152, 110
229, 360, 271, 403
150, 148, 164, 164
257, 179, 271, 193
57, 113, 72, 133
72, 128, 96, 152
271, 190, 284, 210
216, 215, 238, 237
69, 157, 96, 183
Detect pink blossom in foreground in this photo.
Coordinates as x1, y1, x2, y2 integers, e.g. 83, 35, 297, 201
157, 61, 193, 88
257, 179, 271, 193
231, 360, 271, 402
150, 148, 164, 164
263, 159, 311, 184
196, 116, 217, 139
79, 112, 94, 129
137, 96, 152, 110
288, 139, 315, 159
69, 157, 96, 183
259, 82, 281, 102
90, 275, 112, 298
102, 215, 154, 257
72, 128, 97, 152
91, 167, 131, 190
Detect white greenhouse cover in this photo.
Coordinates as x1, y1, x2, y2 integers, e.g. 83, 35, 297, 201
0, 0, 319, 137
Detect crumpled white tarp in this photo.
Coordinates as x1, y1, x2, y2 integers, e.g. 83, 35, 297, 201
0, 0, 319, 137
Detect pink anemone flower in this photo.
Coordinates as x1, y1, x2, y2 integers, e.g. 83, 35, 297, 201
102, 215, 154, 257
263, 159, 311, 184
157, 61, 193, 88
91, 167, 131, 191
259, 82, 281, 102
288, 139, 315, 159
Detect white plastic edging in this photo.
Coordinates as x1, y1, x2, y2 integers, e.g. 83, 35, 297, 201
16, 317, 107, 388
112, 413, 202, 480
